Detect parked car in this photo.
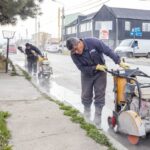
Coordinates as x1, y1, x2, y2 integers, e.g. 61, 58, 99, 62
0, 48, 5, 55
45, 44, 62, 53
3, 44, 17, 54
58, 44, 69, 54
115, 39, 150, 58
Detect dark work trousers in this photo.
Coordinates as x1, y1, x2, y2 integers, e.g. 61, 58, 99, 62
27, 58, 37, 74
81, 71, 107, 109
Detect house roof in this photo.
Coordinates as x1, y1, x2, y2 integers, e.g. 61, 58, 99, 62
106, 5, 150, 20
66, 12, 97, 27
66, 19, 78, 27
82, 12, 97, 21
64, 13, 82, 26
65, 5, 150, 28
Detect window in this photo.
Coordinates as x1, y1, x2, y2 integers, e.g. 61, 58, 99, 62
142, 23, 150, 32
86, 22, 92, 31
71, 26, 76, 33
66, 27, 71, 34
79, 22, 92, 32
95, 21, 112, 30
80, 23, 86, 32
95, 21, 101, 30
125, 21, 130, 31
66, 26, 76, 34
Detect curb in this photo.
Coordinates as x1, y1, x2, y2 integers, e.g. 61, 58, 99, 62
15, 64, 128, 150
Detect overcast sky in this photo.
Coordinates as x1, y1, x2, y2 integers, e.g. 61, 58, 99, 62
0, 0, 150, 44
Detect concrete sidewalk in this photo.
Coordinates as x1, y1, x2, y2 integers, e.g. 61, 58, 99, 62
0, 73, 107, 150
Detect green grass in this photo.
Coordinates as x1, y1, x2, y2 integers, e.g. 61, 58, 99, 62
0, 111, 12, 150
18, 66, 31, 81
52, 100, 117, 150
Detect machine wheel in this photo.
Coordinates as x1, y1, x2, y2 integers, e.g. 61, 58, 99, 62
127, 52, 133, 58
108, 117, 113, 128
44, 74, 50, 79
147, 53, 150, 58
58, 50, 62, 53
38, 72, 42, 79
127, 135, 140, 145
108, 116, 116, 128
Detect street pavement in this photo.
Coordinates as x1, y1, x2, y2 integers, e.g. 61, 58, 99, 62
9, 51, 150, 150
0, 73, 107, 150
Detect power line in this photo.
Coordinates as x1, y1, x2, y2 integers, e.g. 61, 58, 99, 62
65, 0, 103, 11
80, 0, 110, 13
66, 0, 110, 14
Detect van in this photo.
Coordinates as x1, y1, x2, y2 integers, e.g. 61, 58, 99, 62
115, 39, 150, 58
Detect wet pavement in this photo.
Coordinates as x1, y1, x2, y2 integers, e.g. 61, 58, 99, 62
10, 52, 150, 150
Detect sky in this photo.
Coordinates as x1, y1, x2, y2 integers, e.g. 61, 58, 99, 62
0, 0, 150, 44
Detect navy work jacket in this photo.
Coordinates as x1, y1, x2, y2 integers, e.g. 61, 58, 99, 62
71, 38, 120, 77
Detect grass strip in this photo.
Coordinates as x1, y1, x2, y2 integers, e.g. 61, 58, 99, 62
54, 101, 117, 150
0, 111, 12, 150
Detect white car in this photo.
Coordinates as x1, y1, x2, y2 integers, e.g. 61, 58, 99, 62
45, 44, 62, 53
0, 48, 5, 55
58, 44, 69, 54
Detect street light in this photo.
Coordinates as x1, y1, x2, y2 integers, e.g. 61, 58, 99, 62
2, 30, 15, 73
52, 0, 65, 44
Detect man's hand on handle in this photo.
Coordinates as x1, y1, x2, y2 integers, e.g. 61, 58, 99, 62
96, 64, 107, 72
119, 60, 130, 69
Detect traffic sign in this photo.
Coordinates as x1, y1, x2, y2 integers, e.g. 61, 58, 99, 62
135, 32, 142, 37
134, 27, 141, 32
130, 27, 142, 37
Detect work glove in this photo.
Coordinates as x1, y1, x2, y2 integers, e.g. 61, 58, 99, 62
96, 64, 107, 72
38, 55, 44, 62
31, 50, 38, 56
31, 50, 35, 54
119, 60, 130, 69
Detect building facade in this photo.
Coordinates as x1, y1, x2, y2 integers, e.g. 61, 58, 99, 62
64, 5, 150, 49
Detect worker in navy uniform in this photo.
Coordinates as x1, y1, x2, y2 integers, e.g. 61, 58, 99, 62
66, 37, 129, 129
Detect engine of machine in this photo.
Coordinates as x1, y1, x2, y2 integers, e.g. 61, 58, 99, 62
130, 86, 150, 119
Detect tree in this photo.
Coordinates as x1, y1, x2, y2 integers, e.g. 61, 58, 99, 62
0, 0, 43, 25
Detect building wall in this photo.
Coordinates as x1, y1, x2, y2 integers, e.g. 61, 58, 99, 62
93, 6, 117, 48
118, 19, 150, 41
64, 6, 150, 49
65, 33, 77, 40
78, 31, 92, 38
64, 6, 117, 49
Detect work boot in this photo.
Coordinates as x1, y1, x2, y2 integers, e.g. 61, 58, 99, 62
93, 107, 102, 129
83, 106, 91, 123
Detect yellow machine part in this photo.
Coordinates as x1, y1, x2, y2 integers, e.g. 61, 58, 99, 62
114, 76, 127, 104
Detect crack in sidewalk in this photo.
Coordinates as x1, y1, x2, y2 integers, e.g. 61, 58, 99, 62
11, 131, 69, 143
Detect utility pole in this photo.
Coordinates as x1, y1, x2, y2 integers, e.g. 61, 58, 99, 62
58, 8, 61, 42
35, 16, 38, 46
38, 20, 40, 47
115, 18, 119, 48
26, 28, 28, 42
52, 0, 65, 47
61, 7, 65, 49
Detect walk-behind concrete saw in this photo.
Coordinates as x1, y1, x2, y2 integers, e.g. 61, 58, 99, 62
107, 68, 150, 144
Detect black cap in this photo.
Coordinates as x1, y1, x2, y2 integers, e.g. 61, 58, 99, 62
66, 37, 80, 51
25, 43, 30, 47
